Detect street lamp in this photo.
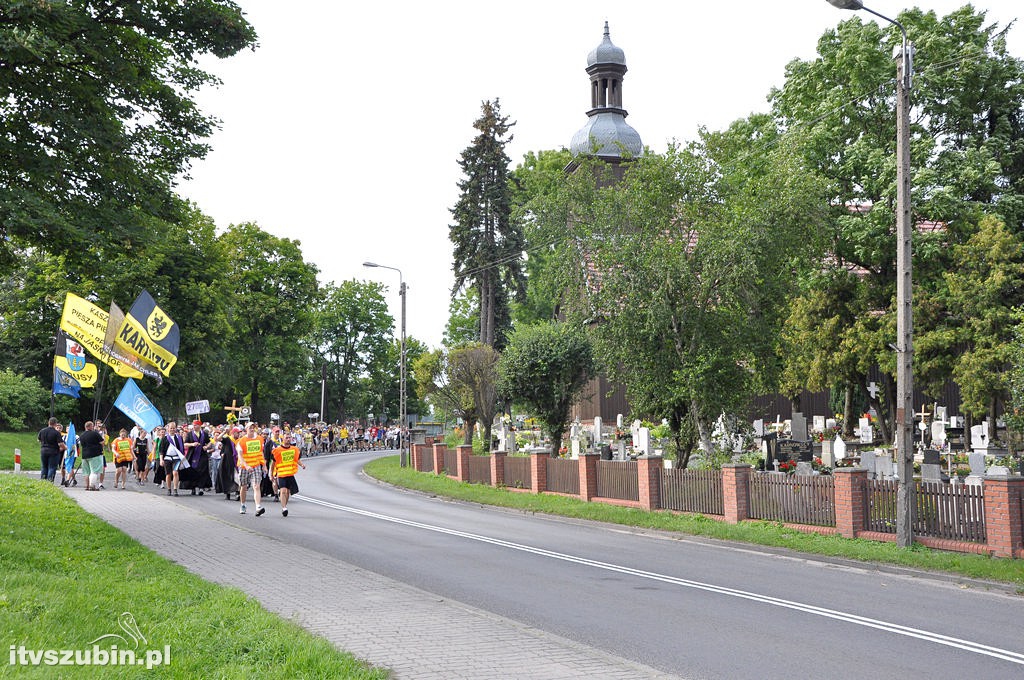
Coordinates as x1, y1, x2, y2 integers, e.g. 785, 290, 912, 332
363, 261, 408, 467
827, 0, 915, 547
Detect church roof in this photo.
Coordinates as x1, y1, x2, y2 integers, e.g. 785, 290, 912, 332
570, 112, 643, 158
587, 21, 626, 67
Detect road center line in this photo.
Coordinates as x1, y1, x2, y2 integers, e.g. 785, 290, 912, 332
296, 494, 1024, 666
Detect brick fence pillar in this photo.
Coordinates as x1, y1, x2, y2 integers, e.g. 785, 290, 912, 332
722, 464, 752, 523
431, 443, 446, 476
456, 444, 473, 482
983, 476, 1024, 558
410, 443, 425, 472
578, 453, 599, 501
530, 451, 549, 493
833, 467, 868, 538
636, 456, 663, 510
491, 450, 506, 487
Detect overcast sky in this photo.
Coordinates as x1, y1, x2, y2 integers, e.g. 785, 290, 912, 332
177, 1, 1023, 348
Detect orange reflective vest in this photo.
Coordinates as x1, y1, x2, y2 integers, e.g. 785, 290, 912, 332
272, 446, 301, 478
237, 436, 265, 468
112, 437, 133, 463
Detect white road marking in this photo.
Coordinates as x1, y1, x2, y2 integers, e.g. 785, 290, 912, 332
296, 494, 1024, 666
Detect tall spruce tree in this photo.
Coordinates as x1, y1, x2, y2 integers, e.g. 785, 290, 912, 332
449, 99, 526, 350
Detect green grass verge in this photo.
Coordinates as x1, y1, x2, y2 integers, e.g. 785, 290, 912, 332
364, 456, 1024, 589
0, 474, 389, 679
0, 432, 41, 471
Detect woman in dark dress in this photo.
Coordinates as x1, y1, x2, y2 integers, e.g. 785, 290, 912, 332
218, 427, 239, 500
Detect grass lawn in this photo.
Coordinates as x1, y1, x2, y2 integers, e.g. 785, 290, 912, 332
0, 432, 42, 471
364, 455, 1024, 590
0, 474, 388, 679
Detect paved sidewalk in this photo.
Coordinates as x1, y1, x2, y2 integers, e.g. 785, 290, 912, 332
64, 484, 679, 679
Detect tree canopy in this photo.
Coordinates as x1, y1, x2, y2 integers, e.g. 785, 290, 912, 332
0, 0, 257, 266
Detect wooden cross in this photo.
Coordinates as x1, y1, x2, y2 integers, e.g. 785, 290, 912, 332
224, 399, 243, 417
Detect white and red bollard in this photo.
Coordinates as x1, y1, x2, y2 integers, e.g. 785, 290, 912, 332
14, 448, 21, 473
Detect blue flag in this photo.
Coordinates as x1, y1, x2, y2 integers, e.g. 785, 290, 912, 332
53, 364, 81, 398
113, 378, 164, 432
64, 422, 77, 472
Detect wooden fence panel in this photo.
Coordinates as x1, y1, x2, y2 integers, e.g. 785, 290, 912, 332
661, 469, 724, 515
546, 457, 580, 495
749, 474, 836, 527
467, 455, 492, 485
596, 460, 639, 501
443, 449, 458, 476
915, 481, 986, 543
503, 456, 531, 489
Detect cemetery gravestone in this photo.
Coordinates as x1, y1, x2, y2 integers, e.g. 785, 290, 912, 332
790, 412, 809, 442
636, 427, 651, 457
921, 449, 944, 482
776, 439, 813, 463
860, 449, 877, 479
875, 453, 894, 480
820, 438, 835, 468
859, 417, 873, 444
834, 436, 847, 461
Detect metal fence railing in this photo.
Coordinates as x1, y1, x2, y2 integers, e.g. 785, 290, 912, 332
749, 474, 836, 527
596, 460, 639, 501
661, 469, 723, 515
503, 455, 531, 489
467, 455, 491, 485
546, 457, 579, 495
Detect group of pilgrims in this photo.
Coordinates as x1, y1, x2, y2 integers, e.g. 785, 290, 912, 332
49, 419, 309, 517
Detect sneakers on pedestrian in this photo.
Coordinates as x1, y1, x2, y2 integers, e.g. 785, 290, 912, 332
255, 506, 265, 517
282, 508, 288, 517
240, 504, 246, 514
99, 484, 105, 489
167, 489, 172, 496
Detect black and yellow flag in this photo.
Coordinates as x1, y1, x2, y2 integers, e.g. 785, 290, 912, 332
114, 290, 179, 377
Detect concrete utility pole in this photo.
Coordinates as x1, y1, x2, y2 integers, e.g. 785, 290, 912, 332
827, 0, 915, 546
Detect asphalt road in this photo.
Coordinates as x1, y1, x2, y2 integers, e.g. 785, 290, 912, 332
183, 450, 1024, 679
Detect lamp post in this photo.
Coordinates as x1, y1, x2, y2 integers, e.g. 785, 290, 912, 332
827, 0, 915, 547
363, 261, 408, 467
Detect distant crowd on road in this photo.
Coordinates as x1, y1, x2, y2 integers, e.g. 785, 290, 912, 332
37, 417, 403, 518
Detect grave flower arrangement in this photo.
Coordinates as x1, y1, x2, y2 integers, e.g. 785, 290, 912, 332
778, 459, 797, 474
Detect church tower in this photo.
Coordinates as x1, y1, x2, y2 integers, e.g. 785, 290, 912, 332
570, 22, 643, 163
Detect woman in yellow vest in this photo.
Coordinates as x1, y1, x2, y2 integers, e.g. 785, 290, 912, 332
271, 432, 306, 517
110, 429, 134, 490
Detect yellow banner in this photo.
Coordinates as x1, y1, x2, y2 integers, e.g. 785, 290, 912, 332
53, 356, 98, 386
59, 293, 144, 379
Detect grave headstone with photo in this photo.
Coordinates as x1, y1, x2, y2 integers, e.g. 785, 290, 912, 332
859, 417, 873, 444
